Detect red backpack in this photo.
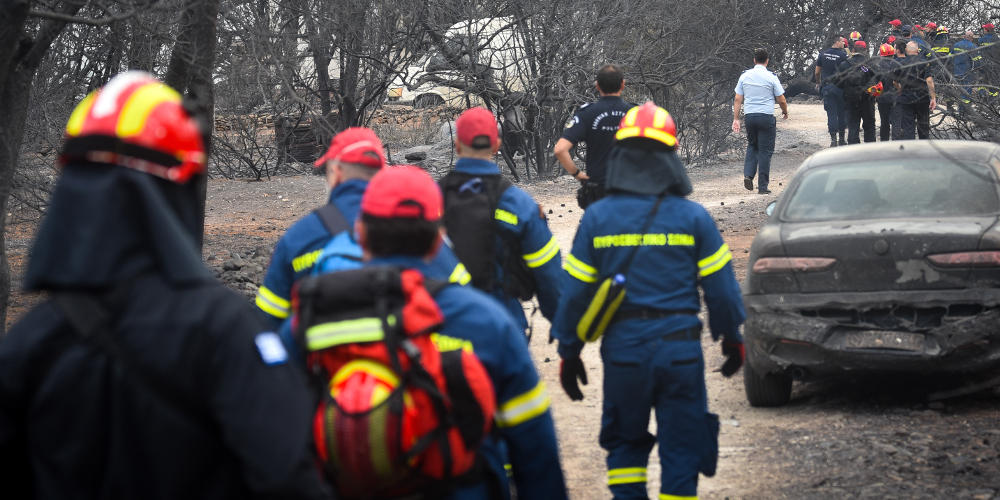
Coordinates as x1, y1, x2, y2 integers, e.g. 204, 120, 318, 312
292, 266, 496, 498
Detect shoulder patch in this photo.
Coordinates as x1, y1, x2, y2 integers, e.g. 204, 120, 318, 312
255, 332, 289, 365
565, 115, 579, 128
579, 102, 591, 110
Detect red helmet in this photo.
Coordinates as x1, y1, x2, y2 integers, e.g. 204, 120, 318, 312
853, 40, 868, 50
984, 23, 996, 31
879, 43, 896, 57
866, 82, 884, 98
887, 35, 897, 44
889, 19, 902, 28
60, 71, 206, 184
925, 22, 938, 31
616, 101, 677, 148
849, 31, 862, 41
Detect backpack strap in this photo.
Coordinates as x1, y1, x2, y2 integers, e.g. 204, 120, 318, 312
52, 288, 212, 429
314, 203, 349, 235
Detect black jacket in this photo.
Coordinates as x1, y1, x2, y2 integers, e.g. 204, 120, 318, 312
0, 274, 332, 499
0, 163, 332, 499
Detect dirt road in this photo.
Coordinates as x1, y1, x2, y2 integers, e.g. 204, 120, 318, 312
5, 102, 998, 498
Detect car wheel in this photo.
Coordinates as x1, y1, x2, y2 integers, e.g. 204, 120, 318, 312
414, 94, 444, 109
743, 361, 792, 407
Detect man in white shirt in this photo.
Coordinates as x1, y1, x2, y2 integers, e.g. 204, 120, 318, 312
733, 48, 789, 195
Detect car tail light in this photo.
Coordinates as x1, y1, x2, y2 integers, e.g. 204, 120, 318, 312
927, 251, 1000, 267
752, 257, 836, 273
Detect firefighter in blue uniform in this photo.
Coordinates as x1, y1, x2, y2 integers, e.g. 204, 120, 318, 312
445, 107, 562, 335
552, 102, 746, 500
355, 165, 568, 499
256, 128, 467, 328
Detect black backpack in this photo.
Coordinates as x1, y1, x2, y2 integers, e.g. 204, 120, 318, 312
439, 171, 536, 300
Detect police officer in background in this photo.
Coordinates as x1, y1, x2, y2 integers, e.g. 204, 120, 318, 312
815, 34, 849, 147
554, 64, 634, 209
553, 102, 746, 500
0, 72, 332, 499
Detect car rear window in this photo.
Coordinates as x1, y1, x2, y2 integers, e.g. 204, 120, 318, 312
783, 159, 999, 221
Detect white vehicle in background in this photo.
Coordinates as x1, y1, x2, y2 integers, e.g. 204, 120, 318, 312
387, 17, 529, 108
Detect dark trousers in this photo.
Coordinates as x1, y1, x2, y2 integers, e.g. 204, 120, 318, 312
845, 94, 876, 144
877, 98, 894, 141
821, 84, 847, 134
601, 339, 709, 499
896, 99, 930, 140
743, 113, 775, 192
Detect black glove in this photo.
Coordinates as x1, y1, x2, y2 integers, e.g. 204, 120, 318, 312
560, 357, 588, 401
720, 340, 745, 378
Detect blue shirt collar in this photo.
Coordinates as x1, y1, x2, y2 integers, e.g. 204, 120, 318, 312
327, 178, 368, 205
455, 157, 501, 175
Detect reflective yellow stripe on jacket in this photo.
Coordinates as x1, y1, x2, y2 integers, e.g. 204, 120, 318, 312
659, 495, 697, 500
608, 467, 647, 486
255, 286, 290, 319
698, 244, 732, 278
495, 381, 551, 428
563, 253, 598, 283
523, 236, 559, 268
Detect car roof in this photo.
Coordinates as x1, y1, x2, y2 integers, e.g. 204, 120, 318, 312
802, 140, 1000, 170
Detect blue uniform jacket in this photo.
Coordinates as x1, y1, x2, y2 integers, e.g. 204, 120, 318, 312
369, 256, 568, 500
452, 158, 562, 331
552, 194, 745, 361
256, 179, 468, 329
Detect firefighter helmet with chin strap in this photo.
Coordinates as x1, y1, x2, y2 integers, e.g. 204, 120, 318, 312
60, 71, 206, 184
879, 43, 896, 57
615, 101, 678, 148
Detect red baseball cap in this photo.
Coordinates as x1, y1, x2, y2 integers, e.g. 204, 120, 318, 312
455, 107, 499, 149
313, 127, 386, 169
889, 19, 902, 27
853, 40, 867, 49
925, 22, 937, 30
361, 165, 442, 222
985, 23, 996, 30
887, 35, 897, 43
913, 24, 923, 30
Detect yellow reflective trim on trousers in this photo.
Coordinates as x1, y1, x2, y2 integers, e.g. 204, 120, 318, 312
495, 209, 518, 225
563, 253, 598, 283
495, 381, 551, 428
306, 317, 394, 351
608, 467, 647, 485
593, 233, 667, 249
449, 263, 472, 285
292, 249, 323, 273
255, 286, 290, 319
659, 495, 697, 500
523, 236, 559, 268
117, 83, 183, 137
698, 243, 732, 277
66, 91, 97, 136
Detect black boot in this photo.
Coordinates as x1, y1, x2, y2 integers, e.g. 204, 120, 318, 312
838, 130, 847, 146
830, 132, 837, 147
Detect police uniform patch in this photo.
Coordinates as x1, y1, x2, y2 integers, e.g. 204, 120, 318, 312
255, 332, 289, 365
565, 116, 579, 128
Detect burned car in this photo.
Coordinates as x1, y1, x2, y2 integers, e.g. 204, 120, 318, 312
743, 140, 1000, 406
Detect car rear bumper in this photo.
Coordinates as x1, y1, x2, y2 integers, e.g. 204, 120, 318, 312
743, 290, 1000, 376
